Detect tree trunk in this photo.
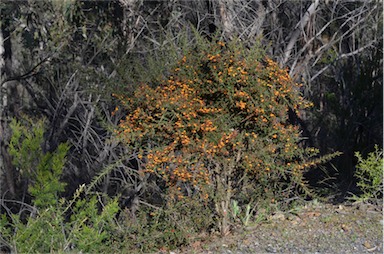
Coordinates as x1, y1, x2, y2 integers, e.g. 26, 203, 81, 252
0, 15, 16, 198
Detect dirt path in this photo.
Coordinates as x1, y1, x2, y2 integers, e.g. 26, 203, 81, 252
173, 201, 383, 254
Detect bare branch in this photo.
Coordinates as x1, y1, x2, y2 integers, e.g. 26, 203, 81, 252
281, 0, 320, 66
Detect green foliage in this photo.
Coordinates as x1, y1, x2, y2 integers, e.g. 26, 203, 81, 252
2, 117, 120, 253
8, 118, 45, 176
115, 196, 213, 253
10, 208, 65, 253
230, 199, 255, 226
318, 47, 338, 65
66, 195, 120, 253
9, 118, 69, 208
4, 193, 120, 253
351, 145, 383, 202
8, 117, 68, 208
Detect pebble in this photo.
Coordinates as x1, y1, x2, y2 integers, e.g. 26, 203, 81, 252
266, 244, 278, 253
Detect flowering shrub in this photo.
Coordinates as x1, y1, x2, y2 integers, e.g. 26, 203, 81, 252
115, 39, 339, 234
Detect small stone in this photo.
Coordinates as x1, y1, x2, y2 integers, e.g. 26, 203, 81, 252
271, 212, 285, 221
363, 241, 372, 249
266, 244, 277, 253
341, 224, 350, 232
363, 241, 378, 252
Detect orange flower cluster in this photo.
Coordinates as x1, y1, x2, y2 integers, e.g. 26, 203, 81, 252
115, 40, 323, 200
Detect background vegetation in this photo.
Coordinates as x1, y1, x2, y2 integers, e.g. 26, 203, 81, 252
0, 1, 382, 253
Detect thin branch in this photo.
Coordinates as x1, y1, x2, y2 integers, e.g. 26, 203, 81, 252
1, 56, 49, 86
310, 41, 377, 82
281, 0, 320, 66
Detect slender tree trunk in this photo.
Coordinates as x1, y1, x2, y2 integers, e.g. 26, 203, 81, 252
281, 0, 319, 67
0, 15, 16, 198
218, 0, 234, 39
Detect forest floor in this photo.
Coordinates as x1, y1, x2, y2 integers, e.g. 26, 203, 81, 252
168, 200, 383, 254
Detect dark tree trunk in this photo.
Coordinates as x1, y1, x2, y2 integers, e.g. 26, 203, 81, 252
0, 12, 16, 198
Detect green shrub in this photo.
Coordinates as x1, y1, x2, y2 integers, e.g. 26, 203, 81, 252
66, 193, 120, 253
8, 117, 68, 208
1, 117, 120, 253
352, 145, 383, 202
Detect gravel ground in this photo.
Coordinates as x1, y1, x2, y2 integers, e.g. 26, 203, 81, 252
170, 201, 383, 254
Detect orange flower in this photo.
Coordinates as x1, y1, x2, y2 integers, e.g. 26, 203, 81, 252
111, 106, 119, 116
236, 101, 246, 110
217, 41, 225, 47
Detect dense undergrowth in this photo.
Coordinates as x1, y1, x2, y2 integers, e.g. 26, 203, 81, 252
1, 38, 380, 253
